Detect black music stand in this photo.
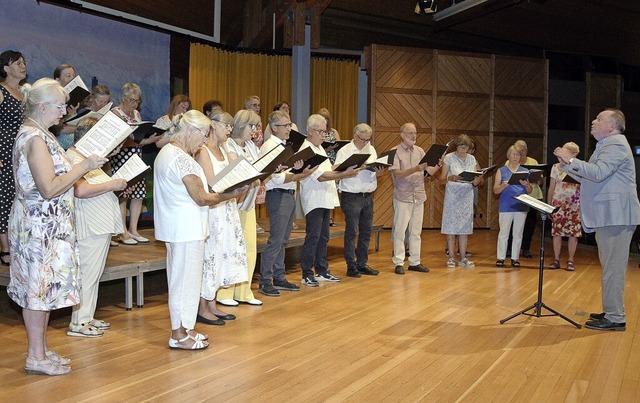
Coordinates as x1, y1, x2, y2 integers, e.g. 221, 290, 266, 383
499, 194, 582, 329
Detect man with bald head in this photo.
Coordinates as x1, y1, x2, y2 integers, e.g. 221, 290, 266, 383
390, 123, 440, 275
554, 108, 640, 331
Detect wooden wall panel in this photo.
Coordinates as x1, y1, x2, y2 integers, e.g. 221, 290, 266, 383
368, 44, 547, 231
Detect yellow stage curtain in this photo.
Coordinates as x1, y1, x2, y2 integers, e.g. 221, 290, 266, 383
189, 43, 359, 138
189, 43, 292, 124
311, 57, 359, 139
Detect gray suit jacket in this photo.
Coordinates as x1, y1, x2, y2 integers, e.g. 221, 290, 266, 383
563, 134, 640, 232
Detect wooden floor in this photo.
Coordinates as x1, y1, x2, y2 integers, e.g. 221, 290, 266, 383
1, 229, 640, 402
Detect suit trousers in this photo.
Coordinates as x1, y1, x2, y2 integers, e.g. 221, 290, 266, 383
341, 192, 374, 270
259, 190, 296, 285
595, 225, 636, 323
301, 207, 330, 278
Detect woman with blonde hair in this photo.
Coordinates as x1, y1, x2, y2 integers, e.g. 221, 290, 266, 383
8, 78, 107, 374
547, 142, 581, 271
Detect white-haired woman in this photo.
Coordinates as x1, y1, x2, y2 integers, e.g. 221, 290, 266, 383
8, 78, 107, 375
154, 110, 247, 350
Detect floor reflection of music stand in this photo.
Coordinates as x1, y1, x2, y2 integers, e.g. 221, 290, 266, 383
499, 194, 582, 329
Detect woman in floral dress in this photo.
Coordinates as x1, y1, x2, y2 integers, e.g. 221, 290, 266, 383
8, 78, 107, 375
547, 142, 581, 271
195, 111, 248, 325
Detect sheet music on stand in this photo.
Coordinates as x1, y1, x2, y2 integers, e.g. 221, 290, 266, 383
513, 194, 559, 215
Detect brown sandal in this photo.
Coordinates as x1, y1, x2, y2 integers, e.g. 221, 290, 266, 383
548, 259, 560, 269
566, 261, 575, 271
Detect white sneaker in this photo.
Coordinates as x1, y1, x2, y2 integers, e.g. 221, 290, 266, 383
459, 258, 475, 269
447, 258, 456, 268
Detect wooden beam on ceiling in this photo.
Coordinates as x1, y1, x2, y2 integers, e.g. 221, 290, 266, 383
243, 0, 332, 49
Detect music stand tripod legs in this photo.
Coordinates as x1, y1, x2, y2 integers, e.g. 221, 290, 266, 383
499, 195, 582, 329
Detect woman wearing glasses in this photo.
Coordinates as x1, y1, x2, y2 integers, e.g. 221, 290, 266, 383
0, 50, 26, 267
109, 82, 162, 245
218, 109, 263, 306
8, 78, 107, 374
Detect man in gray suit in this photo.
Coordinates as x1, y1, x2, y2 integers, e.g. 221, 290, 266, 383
554, 108, 640, 331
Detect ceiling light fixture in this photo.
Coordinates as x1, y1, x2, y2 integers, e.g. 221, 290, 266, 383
433, 0, 488, 21
415, 0, 437, 15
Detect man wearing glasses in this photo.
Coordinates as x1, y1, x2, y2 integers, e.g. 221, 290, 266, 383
335, 123, 384, 278
298, 114, 361, 287
390, 123, 440, 275
257, 111, 316, 297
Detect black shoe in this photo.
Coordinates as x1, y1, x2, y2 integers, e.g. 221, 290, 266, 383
394, 265, 405, 275
258, 284, 281, 297
214, 313, 236, 321
358, 266, 379, 276
589, 312, 605, 320
522, 250, 533, 258
585, 317, 626, 331
511, 260, 521, 268
196, 314, 225, 326
346, 269, 362, 278
408, 264, 429, 273
273, 279, 300, 291
301, 276, 319, 287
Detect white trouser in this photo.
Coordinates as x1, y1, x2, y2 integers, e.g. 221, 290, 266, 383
166, 240, 204, 331
497, 212, 527, 260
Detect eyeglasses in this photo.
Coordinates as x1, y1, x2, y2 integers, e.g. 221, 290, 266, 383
214, 120, 233, 130
196, 126, 210, 139
126, 97, 141, 105
355, 135, 371, 143
46, 102, 67, 111
311, 127, 328, 136
10, 59, 26, 67
273, 123, 292, 129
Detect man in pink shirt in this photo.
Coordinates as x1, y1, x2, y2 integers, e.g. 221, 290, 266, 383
390, 123, 441, 274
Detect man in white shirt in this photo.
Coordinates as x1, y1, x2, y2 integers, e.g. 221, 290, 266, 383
335, 123, 384, 278
258, 111, 315, 297
299, 114, 360, 286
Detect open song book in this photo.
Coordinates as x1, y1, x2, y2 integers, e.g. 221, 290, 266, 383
111, 154, 151, 196
64, 75, 91, 108
457, 165, 498, 183
366, 149, 396, 171
73, 111, 136, 158
209, 156, 272, 193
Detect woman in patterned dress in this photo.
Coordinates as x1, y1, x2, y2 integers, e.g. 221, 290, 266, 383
0, 50, 26, 266
547, 142, 581, 271
195, 111, 248, 325
439, 134, 484, 269
109, 83, 162, 245
8, 78, 107, 375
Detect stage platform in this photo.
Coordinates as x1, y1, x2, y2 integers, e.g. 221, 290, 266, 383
0, 219, 382, 309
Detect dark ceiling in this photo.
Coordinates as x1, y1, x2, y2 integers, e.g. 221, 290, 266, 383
50, 0, 640, 67
220, 0, 640, 67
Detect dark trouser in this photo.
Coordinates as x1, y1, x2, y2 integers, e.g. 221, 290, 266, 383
508, 208, 537, 252
341, 192, 373, 270
301, 208, 330, 278
259, 189, 296, 285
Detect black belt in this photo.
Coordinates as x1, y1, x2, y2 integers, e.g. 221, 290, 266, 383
268, 188, 295, 195
342, 191, 372, 197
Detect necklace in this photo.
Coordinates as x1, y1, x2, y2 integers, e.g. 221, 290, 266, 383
27, 117, 54, 137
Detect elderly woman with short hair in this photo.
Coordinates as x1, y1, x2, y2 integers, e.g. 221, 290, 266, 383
9, 78, 107, 375
154, 110, 247, 350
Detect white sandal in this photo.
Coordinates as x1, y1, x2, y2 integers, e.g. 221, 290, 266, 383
169, 335, 209, 350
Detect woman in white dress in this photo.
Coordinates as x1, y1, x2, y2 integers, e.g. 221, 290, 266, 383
195, 111, 248, 325
439, 134, 483, 269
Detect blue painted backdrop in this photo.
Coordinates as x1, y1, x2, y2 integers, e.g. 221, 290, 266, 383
1, 0, 170, 121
